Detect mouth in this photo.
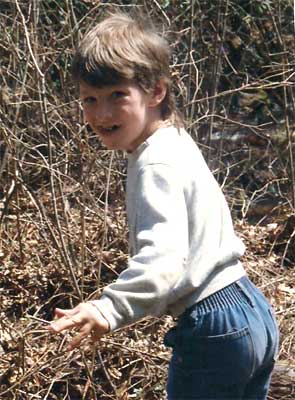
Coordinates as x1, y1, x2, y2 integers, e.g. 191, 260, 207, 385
97, 125, 120, 136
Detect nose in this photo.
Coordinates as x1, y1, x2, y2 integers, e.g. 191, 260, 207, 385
84, 102, 112, 128
93, 102, 112, 125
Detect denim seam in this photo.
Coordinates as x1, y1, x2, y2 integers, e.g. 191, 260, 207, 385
235, 280, 255, 308
248, 324, 257, 379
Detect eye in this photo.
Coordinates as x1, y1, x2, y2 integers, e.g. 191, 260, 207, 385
81, 96, 96, 105
111, 91, 126, 100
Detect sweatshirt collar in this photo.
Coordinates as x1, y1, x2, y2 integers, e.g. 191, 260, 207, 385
126, 125, 177, 163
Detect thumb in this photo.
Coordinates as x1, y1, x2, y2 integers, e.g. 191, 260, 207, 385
54, 308, 73, 318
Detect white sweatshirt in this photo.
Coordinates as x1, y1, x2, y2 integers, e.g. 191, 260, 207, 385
93, 127, 246, 331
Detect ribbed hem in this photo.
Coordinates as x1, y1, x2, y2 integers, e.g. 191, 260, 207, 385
184, 275, 251, 317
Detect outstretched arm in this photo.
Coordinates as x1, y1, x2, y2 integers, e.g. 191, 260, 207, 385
48, 302, 109, 350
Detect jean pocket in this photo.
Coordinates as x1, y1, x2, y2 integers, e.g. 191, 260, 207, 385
164, 326, 178, 348
267, 308, 280, 360
172, 326, 255, 379
192, 326, 250, 343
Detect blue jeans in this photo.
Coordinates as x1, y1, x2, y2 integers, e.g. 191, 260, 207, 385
164, 275, 279, 400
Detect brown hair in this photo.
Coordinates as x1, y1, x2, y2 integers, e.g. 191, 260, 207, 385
71, 12, 182, 125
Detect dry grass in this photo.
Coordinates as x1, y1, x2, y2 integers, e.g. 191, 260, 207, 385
0, 0, 294, 399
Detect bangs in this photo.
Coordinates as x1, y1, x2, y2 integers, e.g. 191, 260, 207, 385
71, 54, 127, 87
69, 12, 180, 122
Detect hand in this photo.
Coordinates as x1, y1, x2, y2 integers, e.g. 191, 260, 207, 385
48, 302, 110, 350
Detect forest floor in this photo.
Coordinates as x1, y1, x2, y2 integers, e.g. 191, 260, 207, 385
1, 126, 295, 399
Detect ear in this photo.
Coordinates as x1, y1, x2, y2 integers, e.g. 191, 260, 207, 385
149, 79, 167, 108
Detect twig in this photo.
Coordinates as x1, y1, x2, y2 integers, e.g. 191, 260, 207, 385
96, 151, 114, 287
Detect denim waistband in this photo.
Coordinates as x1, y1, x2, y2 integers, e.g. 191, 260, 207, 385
184, 275, 253, 317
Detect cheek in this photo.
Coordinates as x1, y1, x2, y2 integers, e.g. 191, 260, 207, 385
83, 109, 93, 125
128, 103, 146, 122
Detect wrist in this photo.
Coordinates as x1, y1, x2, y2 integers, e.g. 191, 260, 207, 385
87, 301, 110, 333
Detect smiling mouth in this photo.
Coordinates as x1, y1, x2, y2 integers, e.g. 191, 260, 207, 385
98, 125, 120, 135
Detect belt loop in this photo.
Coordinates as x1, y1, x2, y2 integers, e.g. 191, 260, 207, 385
235, 277, 255, 308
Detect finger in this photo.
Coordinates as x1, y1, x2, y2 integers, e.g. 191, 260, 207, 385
48, 317, 75, 333
49, 313, 83, 333
54, 308, 74, 318
67, 324, 92, 350
91, 329, 103, 342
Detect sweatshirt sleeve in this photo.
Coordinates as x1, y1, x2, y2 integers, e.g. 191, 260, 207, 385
91, 164, 189, 331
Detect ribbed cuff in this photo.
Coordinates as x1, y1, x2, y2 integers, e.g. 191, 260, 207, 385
88, 295, 126, 332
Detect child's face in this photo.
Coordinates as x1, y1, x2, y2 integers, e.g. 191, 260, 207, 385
79, 80, 164, 152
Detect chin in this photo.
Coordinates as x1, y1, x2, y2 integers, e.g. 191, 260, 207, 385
103, 142, 125, 151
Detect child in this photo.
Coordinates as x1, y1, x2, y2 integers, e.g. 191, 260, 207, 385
49, 11, 279, 400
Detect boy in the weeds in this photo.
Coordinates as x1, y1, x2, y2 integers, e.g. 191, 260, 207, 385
49, 12, 279, 399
